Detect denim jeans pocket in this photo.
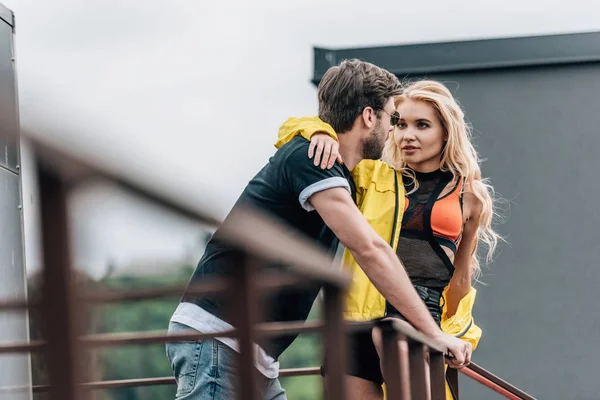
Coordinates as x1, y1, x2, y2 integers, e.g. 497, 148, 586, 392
166, 324, 204, 397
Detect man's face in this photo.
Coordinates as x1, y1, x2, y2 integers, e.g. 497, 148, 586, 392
362, 98, 396, 160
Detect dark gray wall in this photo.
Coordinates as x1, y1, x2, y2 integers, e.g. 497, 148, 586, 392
315, 32, 600, 397
411, 63, 600, 399
315, 35, 600, 398
0, 4, 31, 398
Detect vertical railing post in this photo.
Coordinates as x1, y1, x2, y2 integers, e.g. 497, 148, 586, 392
428, 351, 447, 400
408, 341, 429, 400
322, 284, 346, 400
231, 251, 259, 400
447, 367, 460, 399
379, 320, 410, 400
38, 168, 83, 400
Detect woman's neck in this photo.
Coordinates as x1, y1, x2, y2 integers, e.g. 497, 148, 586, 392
407, 162, 441, 173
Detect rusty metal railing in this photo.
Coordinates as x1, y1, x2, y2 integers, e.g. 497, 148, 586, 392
0, 132, 537, 399
16, 137, 353, 400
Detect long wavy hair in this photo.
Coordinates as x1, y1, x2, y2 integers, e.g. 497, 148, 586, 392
382, 80, 503, 280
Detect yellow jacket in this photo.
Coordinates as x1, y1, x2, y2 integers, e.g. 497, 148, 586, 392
277, 117, 482, 399
278, 117, 404, 322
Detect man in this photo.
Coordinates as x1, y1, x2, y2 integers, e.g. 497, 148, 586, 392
166, 59, 471, 400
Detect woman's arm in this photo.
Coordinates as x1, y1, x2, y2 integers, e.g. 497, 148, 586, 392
445, 184, 484, 317
275, 117, 341, 168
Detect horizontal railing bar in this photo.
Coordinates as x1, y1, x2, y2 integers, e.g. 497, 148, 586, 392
27, 377, 177, 393
83, 278, 230, 304
0, 319, 412, 354
78, 322, 322, 348
254, 272, 307, 290
80, 321, 379, 348
0, 340, 46, 354
0, 321, 324, 352
18, 378, 174, 393
0, 278, 231, 311
0, 271, 310, 311
0, 321, 377, 353
0, 298, 30, 311
4, 367, 323, 394
81, 321, 326, 348
279, 367, 322, 377
465, 363, 537, 400
0, 276, 231, 311
216, 207, 351, 289
378, 318, 448, 354
257, 321, 323, 337
461, 367, 521, 399
86, 377, 175, 390
84, 272, 305, 305
0, 385, 36, 394
82, 329, 237, 347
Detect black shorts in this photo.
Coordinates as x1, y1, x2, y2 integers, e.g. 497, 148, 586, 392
346, 328, 384, 384
344, 285, 443, 384
385, 285, 443, 323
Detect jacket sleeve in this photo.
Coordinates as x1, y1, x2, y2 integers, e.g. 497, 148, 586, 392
275, 116, 339, 149
440, 287, 482, 351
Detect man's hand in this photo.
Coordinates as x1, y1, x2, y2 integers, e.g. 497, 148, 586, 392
435, 333, 472, 369
308, 133, 343, 169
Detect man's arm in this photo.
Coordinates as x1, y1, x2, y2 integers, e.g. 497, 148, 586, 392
310, 187, 442, 338
281, 144, 470, 366
311, 187, 472, 367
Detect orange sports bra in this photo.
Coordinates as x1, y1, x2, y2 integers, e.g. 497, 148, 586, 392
404, 175, 463, 250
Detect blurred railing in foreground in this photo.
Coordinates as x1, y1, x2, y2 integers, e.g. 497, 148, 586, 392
0, 134, 536, 400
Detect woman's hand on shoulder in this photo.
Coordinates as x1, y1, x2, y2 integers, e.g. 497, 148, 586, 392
308, 133, 343, 169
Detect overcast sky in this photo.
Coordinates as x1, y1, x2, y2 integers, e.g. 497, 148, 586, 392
4, 0, 600, 277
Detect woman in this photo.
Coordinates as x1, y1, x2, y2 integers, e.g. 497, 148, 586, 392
276, 80, 501, 399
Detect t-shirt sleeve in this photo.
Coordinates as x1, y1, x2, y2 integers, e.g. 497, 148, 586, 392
282, 144, 351, 211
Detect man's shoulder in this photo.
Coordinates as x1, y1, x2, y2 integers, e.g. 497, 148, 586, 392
275, 136, 310, 158
272, 136, 312, 168
276, 136, 345, 175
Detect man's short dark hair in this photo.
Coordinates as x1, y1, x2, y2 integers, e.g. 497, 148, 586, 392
317, 59, 402, 133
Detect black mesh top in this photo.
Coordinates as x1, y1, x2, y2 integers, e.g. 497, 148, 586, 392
396, 169, 457, 288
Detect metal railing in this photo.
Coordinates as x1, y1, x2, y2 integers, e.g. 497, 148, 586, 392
0, 133, 537, 399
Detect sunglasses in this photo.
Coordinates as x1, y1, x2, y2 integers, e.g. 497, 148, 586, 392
378, 109, 401, 126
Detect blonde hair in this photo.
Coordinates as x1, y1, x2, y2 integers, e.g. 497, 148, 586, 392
382, 80, 502, 281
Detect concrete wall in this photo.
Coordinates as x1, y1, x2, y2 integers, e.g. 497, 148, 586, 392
0, 4, 32, 399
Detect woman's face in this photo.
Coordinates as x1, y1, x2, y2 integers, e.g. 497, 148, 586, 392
394, 98, 446, 172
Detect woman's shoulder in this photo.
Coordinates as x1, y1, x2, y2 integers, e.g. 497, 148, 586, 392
462, 179, 486, 221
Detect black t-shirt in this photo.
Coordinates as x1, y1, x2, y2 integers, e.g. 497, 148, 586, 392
181, 137, 356, 359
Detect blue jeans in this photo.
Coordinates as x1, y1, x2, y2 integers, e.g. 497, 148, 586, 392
166, 322, 287, 400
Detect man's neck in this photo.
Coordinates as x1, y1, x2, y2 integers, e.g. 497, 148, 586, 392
338, 137, 363, 171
